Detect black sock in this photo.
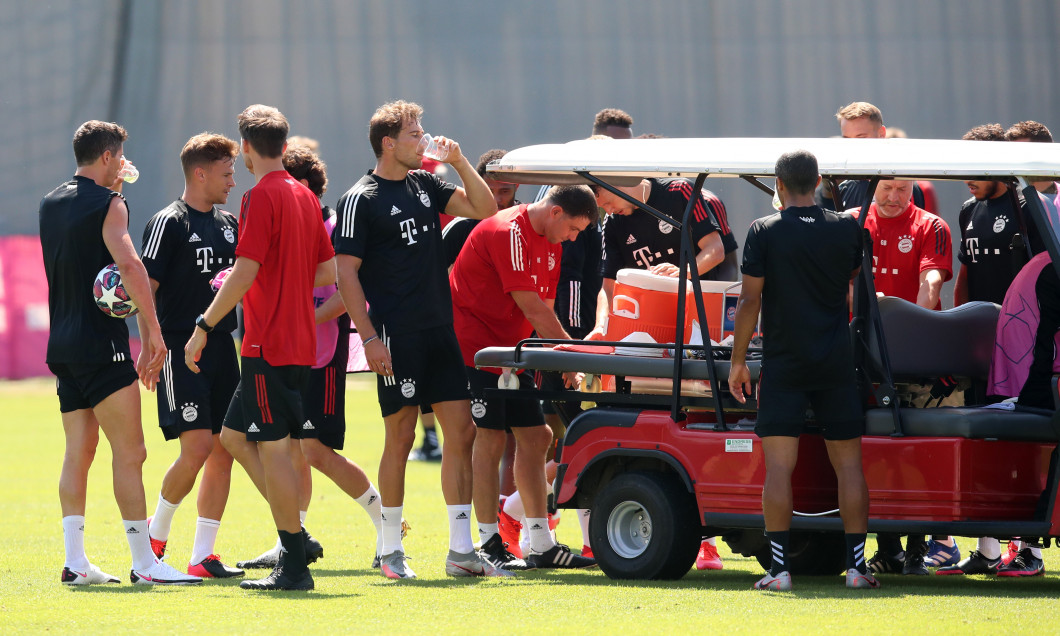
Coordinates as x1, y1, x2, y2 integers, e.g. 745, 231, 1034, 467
423, 429, 438, 450
846, 533, 868, 574
876, 532, 903, 556
766, 531, 789, 576
278, 529, 308, 576
905, 535, 927, 557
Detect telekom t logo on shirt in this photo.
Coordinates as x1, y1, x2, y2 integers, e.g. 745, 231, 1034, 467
399, 218, 418, 245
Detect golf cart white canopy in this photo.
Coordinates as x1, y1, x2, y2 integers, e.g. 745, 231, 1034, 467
487, 137, 1060, 185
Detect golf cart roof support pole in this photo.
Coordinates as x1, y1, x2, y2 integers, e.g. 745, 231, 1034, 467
1019, 179, 1060, 279
828, 178, 843, 211
741, 175, 775, 197
852, 177, 903, 435
1006, 179, 1035, 262
576, 171, 683, 231
672, 173, 726, 427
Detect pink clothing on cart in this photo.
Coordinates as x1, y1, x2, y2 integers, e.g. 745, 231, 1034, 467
988, 252, 1060, 397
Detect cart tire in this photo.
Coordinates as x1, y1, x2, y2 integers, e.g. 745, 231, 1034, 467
588, 471, 700, 580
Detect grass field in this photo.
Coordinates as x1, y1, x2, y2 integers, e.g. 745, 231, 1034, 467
3, 376, 1060, 634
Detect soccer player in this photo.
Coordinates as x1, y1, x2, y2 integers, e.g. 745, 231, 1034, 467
41, 120, 201, 585
449, 185, 599, 571
591, 175, 740, 341
186, 104, 336, 591
139, 133, 243, 579
729, 149, 878, 591
954, 123, 1045, 306
818, 102, 931, 212
333, 100, 503, 579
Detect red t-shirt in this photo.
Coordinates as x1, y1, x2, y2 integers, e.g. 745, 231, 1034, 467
852, 202, 952, 309
450, 205, 561, 369
236, 170, 335, 365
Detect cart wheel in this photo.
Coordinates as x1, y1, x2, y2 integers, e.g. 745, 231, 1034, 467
589, 471, 700, 579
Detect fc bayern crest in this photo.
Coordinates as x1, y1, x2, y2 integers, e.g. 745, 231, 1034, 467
224, 227, 235, 243
471, 399, 487, 419
181, 403, 199, 422
993, 216, 1008, 233
548, 252, 556, 270
897, 235, 913, 254
419, 191, 431, 207
658, 220, 674, 234
400, 379, 416, 398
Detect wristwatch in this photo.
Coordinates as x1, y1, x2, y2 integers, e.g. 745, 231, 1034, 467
195, 314, 214, 333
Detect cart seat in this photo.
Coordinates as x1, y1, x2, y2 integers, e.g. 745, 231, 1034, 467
865, 406, 1060, 442
870, 297, 999, 380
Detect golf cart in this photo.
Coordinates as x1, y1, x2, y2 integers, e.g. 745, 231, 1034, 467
475, 137, 1060, 580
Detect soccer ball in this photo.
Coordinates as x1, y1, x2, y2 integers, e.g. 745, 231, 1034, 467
93, 263, 139, 318
210, 266, 233, 291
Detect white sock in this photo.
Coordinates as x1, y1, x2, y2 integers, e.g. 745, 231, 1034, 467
381, 506, 404, 555
1031, 545, 1043, 559
577, 509, 591, 546
354, 485, 383, 556
977, 537, 1001, 560
705, 536, 717, 546
478, 522, 499, 544
300, 510, 308, 525
1011, 539, 1023, 551
150, 495, 180, 541
502, 491, 525, 519
937, 536, 955, 547
123, 519, 156, 571
62, 515, 89, 570
448, 505, 474, 554
526, 517, 555, 554
189, 517, 221, 565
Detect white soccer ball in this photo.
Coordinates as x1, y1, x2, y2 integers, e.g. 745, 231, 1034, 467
92, 263, 139, 318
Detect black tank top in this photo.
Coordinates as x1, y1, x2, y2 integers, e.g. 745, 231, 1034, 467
39, 176, 132, 364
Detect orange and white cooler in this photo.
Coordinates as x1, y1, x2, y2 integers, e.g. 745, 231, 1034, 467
605, 268, 739, 345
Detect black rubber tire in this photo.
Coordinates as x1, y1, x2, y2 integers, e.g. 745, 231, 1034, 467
588, 471, 701, 580
748, 531, 847, 576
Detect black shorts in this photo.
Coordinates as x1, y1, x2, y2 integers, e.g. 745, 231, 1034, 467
157, 332, 239, 441
467, 366, 545, 432
49, 360, 138, 413
755, 373, 863, 441
300, 362, 346, 449
222, 356, 310, 443
536, 369, 578, 416
376, 325, 471, 418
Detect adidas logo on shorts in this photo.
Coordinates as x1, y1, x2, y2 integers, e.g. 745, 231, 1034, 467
303, 421, 315, 430
248, 423, 260, 433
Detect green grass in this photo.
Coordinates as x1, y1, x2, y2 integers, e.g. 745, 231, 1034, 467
2, 376, 1060, 634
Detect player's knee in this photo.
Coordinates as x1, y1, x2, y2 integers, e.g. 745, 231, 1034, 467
219, 427, 247, 457
299, 438, 331, 469
180, 437, 214, 468
521, 425, 554, 453
115, 441, 148, 468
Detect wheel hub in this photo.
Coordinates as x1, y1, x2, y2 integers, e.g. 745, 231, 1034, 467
607, 500, 653, 558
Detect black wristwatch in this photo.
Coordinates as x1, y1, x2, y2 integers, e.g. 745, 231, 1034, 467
195, 314, 214, 333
